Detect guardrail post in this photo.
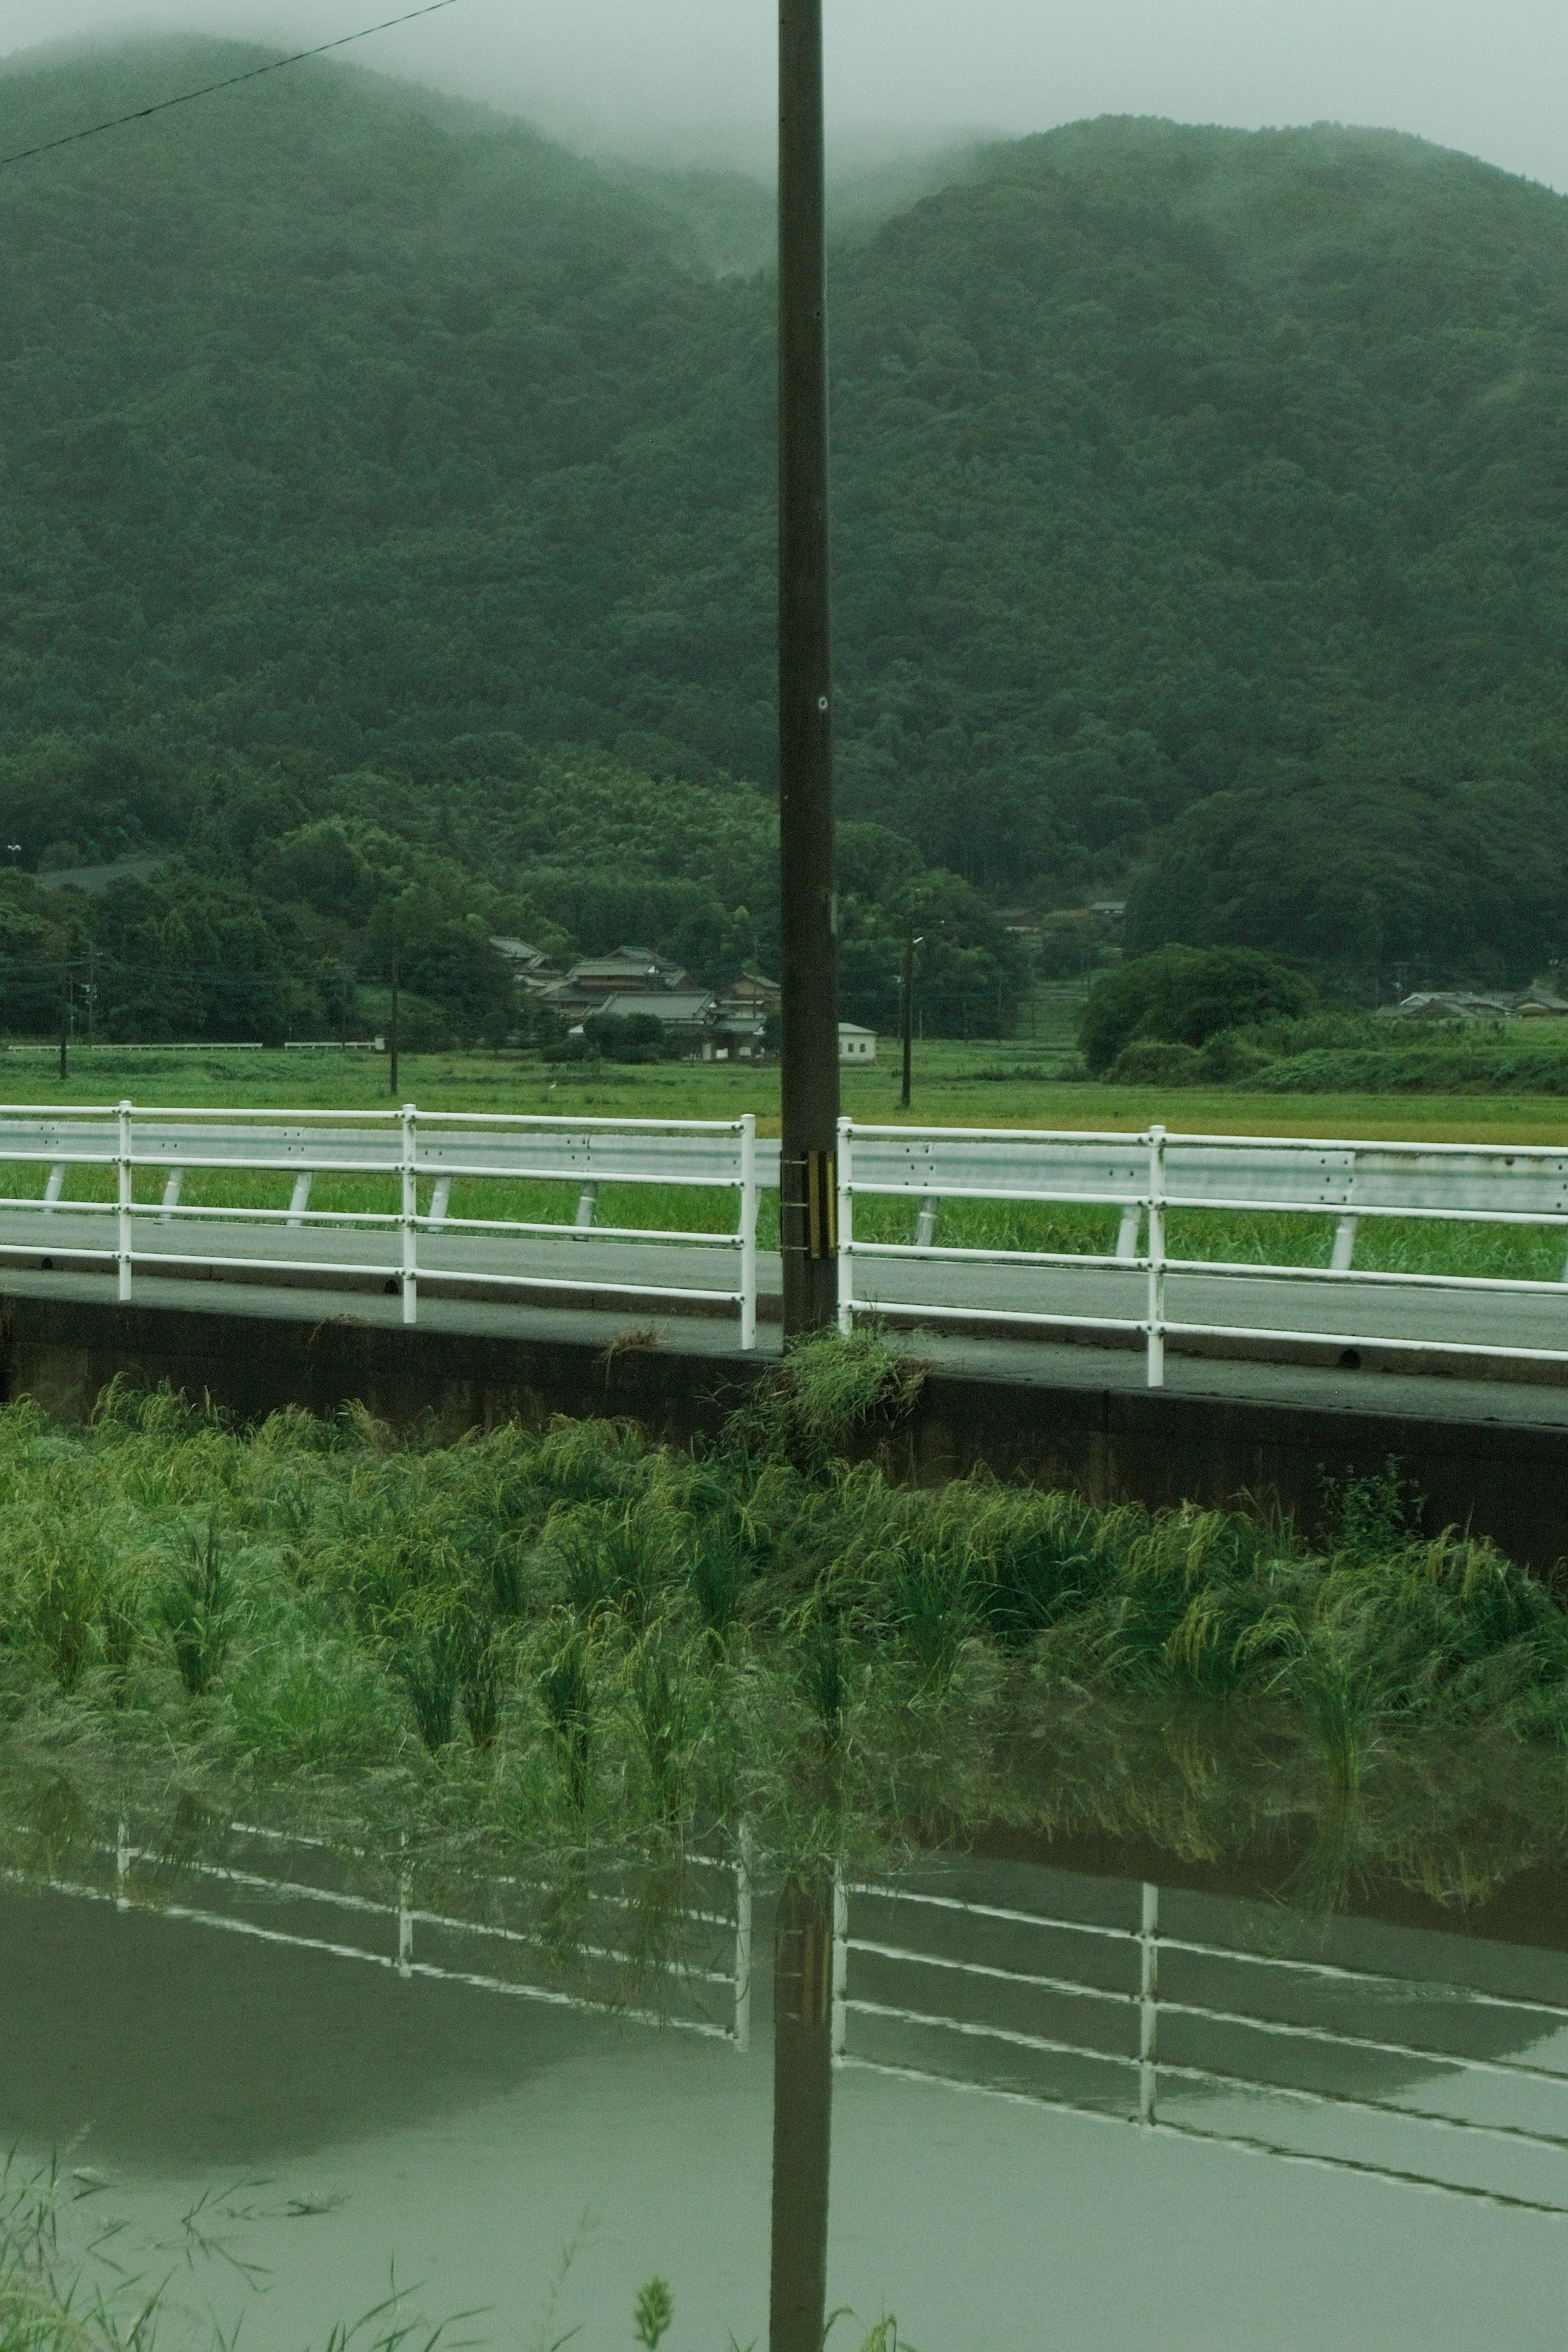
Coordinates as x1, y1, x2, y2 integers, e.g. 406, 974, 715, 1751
116, 1100, 133, 1303
116, 1817, 130, 1912
739, 1114, 758, 1351
836, 1116, 854, 1335
1139, 1880, 1158, 2125
831, 1865, 849, 2058
1146, 1124, 1165, 1388
400, 1102, 418, 1326
734, 1822, 754, 2052
398, 1835, 413, 1979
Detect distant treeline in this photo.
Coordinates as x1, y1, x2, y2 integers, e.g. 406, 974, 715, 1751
0, 740, 1025, 1045
6, 44, 1568, 984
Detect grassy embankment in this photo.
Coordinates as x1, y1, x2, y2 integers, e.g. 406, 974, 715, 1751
4, 1021, 1568, 1279
4, 1335, 1568, 1903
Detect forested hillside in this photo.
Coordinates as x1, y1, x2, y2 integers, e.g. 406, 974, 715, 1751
4, 37, 1568, 1017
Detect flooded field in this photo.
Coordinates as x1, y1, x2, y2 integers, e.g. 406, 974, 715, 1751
5, 1826, 1568, 2351
5, 1365, 1568, 2346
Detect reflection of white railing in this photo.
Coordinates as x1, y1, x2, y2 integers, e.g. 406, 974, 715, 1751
837, 1879, 1568, 2213
13, 1821, 753, 2047
837, 1119, 1568, 1387
0, 1102, 762, 1348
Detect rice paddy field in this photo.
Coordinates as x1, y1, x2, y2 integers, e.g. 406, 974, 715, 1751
9, 1023, 1568, 1146
6, 1338, 1568, 2350
4, 1331, 1568, 1859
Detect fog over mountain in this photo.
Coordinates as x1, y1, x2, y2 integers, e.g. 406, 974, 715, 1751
2, 0, 1567, 191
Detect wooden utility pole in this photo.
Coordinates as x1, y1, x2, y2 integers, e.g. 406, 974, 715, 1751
777, 0, 840, 1334
900, 929, 915, 1109
58, 959, 69, 1081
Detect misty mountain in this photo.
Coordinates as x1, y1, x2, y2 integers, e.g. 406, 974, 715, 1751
5, 39, 1568, 985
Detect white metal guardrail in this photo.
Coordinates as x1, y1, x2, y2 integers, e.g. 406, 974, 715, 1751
837, 1119, 1568, 1385
837, 1876, 1568, 2214
5, 1107, 1568, 1382
0, 1102, 765, 1348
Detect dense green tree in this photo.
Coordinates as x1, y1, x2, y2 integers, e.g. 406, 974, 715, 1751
92, 874, 304, 1044
398, 927, 514, 1047
583, 1012, 673, 1063
1080, 946, 1316, 1074
1126, 776, 1568, 985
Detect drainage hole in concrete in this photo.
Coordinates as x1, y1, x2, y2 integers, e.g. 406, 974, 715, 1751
1337, 1347, 1362, 1369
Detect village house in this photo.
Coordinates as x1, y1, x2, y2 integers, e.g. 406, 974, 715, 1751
570, 990, 718, 1050
488, 937, 564, 996
542, 944, 696, 1024
1376, 990, 1564, 1023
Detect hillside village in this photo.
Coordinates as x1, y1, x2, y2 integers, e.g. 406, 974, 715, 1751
490, 938, 877, 1061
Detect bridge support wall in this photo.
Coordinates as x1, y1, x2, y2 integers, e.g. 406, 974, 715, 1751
3, 1291, 1565, 1580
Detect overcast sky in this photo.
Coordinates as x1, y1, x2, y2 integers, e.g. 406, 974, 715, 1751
2, 0, 1566, 188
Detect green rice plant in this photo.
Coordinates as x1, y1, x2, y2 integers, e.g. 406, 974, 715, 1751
885, 1545, 976, 1690
794, 1611, 851, 1753
6, 1520, 149, 1694
625, 1637, 694, 1823
686, 1522, 751, 1647
455, 1618, 508, 1752
389, 1612, 466, 1752
1282, 1646, 1383, 1795
158, 1522, 235, 1697
0, 2151, 161, 2352
537, 1625, 594, 1809
554, 1502, 670, 1624
226, 1632, 401, 1770
10, 1331, 1568, 1884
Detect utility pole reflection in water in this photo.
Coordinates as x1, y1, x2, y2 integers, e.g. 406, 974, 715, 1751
769, 1868, 836, 2352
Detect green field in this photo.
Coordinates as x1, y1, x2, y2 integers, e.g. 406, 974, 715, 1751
9, 1035, 1568, 1148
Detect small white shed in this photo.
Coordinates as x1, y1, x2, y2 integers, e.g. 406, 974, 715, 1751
838, 1023, 878, 1063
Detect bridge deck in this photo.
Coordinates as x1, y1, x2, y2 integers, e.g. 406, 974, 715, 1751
4, 1258, 1568, 1434
6, 1208, 1568, 1378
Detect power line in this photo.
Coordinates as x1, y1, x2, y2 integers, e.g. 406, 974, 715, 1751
0, 0, 460, 171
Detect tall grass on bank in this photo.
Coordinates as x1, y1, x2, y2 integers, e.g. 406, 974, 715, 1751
2, 1335, 1568, 1901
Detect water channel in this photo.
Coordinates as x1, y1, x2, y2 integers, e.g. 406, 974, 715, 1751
4, 1801, 1568, 2350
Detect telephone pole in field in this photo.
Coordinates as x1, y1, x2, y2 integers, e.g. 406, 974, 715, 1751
777, 0, 840, 1335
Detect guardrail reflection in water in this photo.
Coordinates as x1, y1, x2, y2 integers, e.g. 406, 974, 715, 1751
0, 1101, 762, 1348
22, 1830, 1568, 2213
835, 1871, 1568, 2214
17, 1820, 753, 2048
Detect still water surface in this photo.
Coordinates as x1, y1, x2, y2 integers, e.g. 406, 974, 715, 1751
5, 1832, 1568, 2350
